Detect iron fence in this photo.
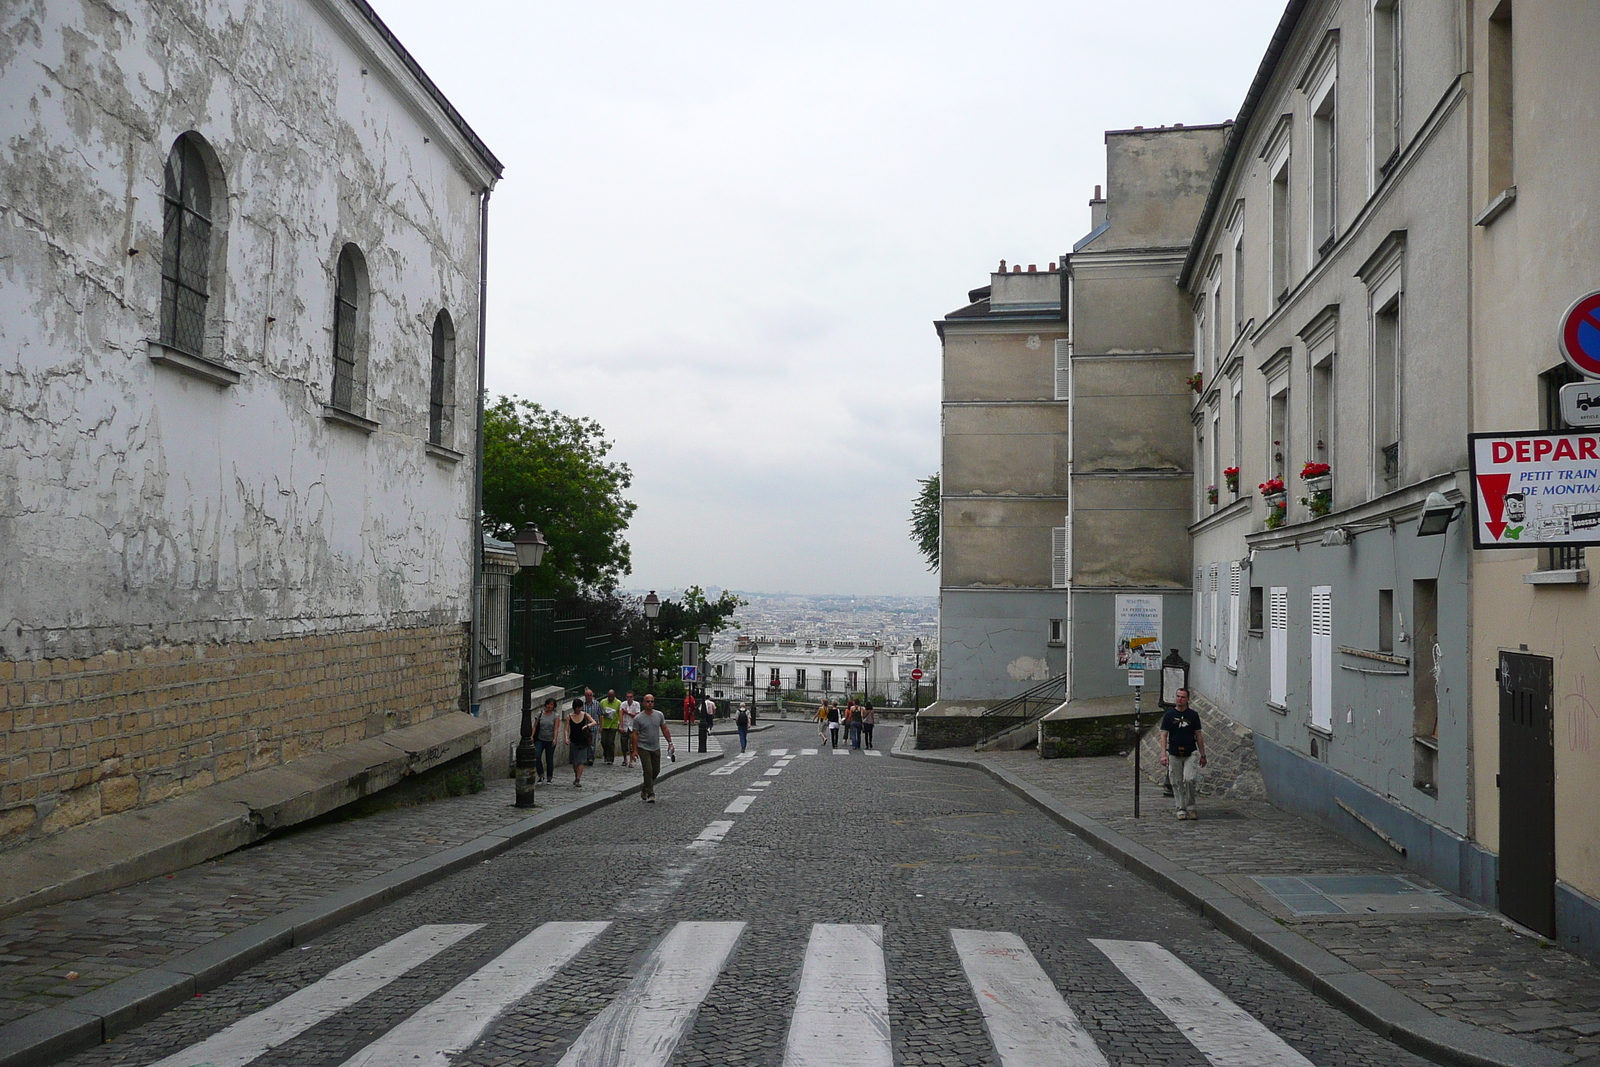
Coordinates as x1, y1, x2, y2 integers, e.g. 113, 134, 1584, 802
508, 597, 635, 698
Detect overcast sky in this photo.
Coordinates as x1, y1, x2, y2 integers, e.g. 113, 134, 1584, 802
376, 0, 1286, 597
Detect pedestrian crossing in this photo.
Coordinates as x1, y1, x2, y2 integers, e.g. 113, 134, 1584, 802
144, 922, 1320, 1067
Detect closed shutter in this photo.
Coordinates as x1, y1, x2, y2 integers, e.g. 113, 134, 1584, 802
1193, 569, 1204, 652
1227, 561, 1242, 671
1051, 525, 1069, 588
1054, 340, 1070, 401
1269, 586, 1289, 707
1208, 564, 1220, 659
1311, 585, 1333, 731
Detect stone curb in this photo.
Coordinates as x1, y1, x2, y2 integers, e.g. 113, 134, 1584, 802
0, 750, 722, 1067
888, 727, 1571, 1067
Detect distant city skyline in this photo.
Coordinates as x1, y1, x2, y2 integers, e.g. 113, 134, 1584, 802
375, 0, 1287, 595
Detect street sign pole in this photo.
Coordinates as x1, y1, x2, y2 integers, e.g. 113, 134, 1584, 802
1133, 683, 1142, 818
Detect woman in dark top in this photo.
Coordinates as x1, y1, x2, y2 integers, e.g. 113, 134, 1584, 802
861, 702, 876, 749
564, 697, 597, 787
534, 697, 561, 783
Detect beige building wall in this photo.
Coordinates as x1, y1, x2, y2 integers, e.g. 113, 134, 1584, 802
1467, 1, 1600, 934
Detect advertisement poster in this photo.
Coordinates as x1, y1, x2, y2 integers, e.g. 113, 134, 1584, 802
1114, 594, 1162, 669
1468, 430, 1600, 549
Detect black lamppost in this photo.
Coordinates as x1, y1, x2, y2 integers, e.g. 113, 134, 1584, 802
512, 525, 549, 808
642, 591, 661, 684
912, 637, 923, 721
749, 639, 758, 723
697, 625, 713, 752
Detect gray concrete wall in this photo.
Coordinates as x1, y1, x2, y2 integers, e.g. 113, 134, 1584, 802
942, 327, 1065, 402
942, 498, 1066, 588
1071, 590, 1190, 701
938, 589, 1064, 703
1071, 477, 1192, 588
1093, 125, 1230, 252
943, 404, 1070, 496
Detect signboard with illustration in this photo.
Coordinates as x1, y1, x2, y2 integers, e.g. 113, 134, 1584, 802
1468, 430, 1600, 549
1114, 594, 1162, 668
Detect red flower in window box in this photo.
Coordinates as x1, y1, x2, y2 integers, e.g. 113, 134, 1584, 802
1299, 461, 1331, 480
1223, 466, 1240, 493
1258, 477, 1286, 495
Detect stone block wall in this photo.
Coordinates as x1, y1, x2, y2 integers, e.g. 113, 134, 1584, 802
0, 624, 466, 848
1040, 713, 1138, 758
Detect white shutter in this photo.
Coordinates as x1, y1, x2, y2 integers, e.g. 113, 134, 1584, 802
1207, 564, 1220, 659
1311, 585, 1333, 731
1227, 561, 1242, 671
1054, 340, 1071, 401
1051, 526, 1068, 588
1269, 586, 1289, 707
1193, 569, 1204, 651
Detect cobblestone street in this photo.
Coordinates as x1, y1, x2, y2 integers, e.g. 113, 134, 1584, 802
39, 724, 1430, 1067
970, 747, 1600, 1062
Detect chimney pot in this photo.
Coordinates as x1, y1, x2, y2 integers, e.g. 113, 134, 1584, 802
1174, 122, 1184, 128
1094, 185, 1102, 199
1028, 264, 1037, 273
1048, 261, 1057, 271
1012, 264, 1021, 273
1134, 125, 1144, 130
999, 259, 1007, 272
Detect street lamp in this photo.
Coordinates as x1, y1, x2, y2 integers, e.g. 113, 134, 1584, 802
912, 637, 923, 722
642, 591, 660, 683
511, 525, 548, 809
1417, 491, 1464, 536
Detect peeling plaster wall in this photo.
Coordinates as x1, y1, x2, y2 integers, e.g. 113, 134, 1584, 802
0, 0, 491, 659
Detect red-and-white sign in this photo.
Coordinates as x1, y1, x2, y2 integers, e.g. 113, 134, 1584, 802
910, 668, 924, 680
1560, 290, 1600, 378
1468, 430, 1600, 549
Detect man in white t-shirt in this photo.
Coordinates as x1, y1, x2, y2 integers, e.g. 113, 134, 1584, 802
633, 694, 673, 803
619, 691, 643, 768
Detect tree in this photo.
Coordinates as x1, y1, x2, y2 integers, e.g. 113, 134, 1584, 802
909, 472, 939, 571
481, 396, 636, 599
640, 586, 746, 683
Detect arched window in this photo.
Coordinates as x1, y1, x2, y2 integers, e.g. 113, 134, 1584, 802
429, 309, 455, 445
160, 136, 214, 355
330, 245, 368, 413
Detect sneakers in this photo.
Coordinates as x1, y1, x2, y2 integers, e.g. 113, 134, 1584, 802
1176, 809, 1189, 820
1187, 810, 1198, 821
646, 796, 656, 804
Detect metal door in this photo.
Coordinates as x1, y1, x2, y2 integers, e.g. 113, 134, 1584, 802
1499, 652, 1556, 936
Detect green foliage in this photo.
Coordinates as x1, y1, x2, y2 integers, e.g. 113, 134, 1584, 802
910, 472, 939, 571
639, 585, 747, 683
481, 396, 636, 598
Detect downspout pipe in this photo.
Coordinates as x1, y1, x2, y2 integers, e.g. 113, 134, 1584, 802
469, 186, 491, 716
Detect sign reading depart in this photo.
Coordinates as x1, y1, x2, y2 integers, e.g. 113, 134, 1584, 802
1468, 430, 1600, 549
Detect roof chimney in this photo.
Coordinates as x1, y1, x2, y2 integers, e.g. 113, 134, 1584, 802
1090, 184, 1108, 231
1012, 264, 1021, 273
1027, 264, 1037, 273
998, 259, 1007, 273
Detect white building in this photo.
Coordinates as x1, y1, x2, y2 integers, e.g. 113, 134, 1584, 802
708, 639, 902, 703
0, 0, 501, 849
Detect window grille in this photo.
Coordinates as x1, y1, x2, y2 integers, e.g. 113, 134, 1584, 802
331, 249, 361, 412
430, 310, 454, 444
160, 137, 212, 356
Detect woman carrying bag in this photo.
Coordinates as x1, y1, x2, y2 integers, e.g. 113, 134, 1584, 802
561, 697, 598, 788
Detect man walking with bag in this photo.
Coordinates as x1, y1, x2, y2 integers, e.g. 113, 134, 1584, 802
1159, 688, 1207, 820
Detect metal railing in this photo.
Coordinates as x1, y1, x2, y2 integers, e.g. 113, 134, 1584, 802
973, 673, 1069, 748
508, 598, 635, 698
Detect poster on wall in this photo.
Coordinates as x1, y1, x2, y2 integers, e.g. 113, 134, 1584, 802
1114, 594, 1162, 669
1468, 430, 1600, 550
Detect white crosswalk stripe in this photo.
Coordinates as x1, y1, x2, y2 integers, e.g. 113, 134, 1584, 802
801, 748, 818, 755
864, 750, 882, 757
556, 921, 745, 1067
832, 748, 850, 755
339, 921, 608, 1067
1092, 939, 1316, 1067
709, 752, 757, 775
164, 921, 1322, 1067
769, 748, 790, 756
148, 924, 481, 1067
952, 929, 1109, 1067
782, 924, 892, 1067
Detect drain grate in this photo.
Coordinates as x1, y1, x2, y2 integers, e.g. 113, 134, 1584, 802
1251, 873, 1471, 916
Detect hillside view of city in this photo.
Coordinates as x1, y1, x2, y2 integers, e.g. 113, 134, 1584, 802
627, 590, 936, 654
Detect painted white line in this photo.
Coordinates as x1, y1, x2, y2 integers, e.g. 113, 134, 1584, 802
710, 755, 757, 776
340, 922, 609, 1067
864, 750, 883, 757
686, 820, 735, 849
724, 795, 758, 813
951, 929, 1108, 1067
1090, 939, 1315, 1067
832, 748, 850, 756
149, 924, 481, 1067
782, 924, 892, 1067
763, 767, 784, 776
557, 921, 745, 1067
749, 781, 771, 788
769, 749, 789, 756
801, 748, 819, 755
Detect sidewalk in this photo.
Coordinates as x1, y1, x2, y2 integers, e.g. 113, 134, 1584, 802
0, 744, 719, 1066
895, 728, 1600, 1067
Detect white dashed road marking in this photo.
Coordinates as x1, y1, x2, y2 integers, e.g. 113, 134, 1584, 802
864, 750, 882, 757
769, 749, 789, 756
952, 929, 1109, 1067
1091, 939, 1315, 1066
782, 923, 892, 1067
833, 748, 850, 756
724, 795, 758, 813
150, 924, 482, 1067
557, 922, 746, 1067
764, 767, 784, 776
687, 820, 735, 848
801, 748, 819, 755
340, 922, 609, 1067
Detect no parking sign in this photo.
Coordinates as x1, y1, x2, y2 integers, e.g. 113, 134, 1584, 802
1560, 290, 1600, 378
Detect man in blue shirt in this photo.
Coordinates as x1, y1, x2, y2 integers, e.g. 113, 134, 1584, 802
1159, 688, 1208, 820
